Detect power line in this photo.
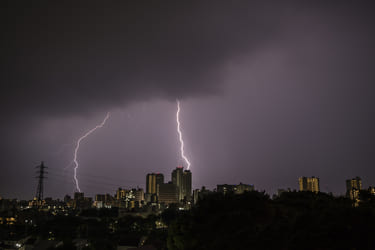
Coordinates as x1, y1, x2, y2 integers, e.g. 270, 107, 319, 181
47, 172, 143, 191
48, 167, 143, 185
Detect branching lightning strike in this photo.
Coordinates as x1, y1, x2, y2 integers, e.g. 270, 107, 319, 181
73, 113, 110, 192
176, 100, 191, 170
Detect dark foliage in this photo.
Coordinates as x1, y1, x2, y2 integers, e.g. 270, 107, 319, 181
79, 208, 118, 218
167, 191, 375, 250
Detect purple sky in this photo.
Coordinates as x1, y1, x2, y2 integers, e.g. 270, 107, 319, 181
1, 1, 375, 199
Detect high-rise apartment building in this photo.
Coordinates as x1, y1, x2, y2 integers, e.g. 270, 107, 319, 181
133, 188, 144, 203
182, 170, 192, 201
146, 173, 164, 195
157, 182, 179, 205
369, 187, 375, 196
73, 192, 92, 209
116, 188, 126, 200
346, 177, 362, 194
346, 177, 362, 200
172, 167, 184, 201
95, 194, 105, 202
74, 192, 84, 201
299, 176, 320, 193
172, 167, 192, 202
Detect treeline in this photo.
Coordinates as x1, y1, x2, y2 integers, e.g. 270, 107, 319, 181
165, 191, 375, 250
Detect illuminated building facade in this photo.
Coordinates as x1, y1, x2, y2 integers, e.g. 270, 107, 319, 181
172, 167, 184, 201
369, 186, 375, 195
346, 177, 362, 201
116, 188, 126, 200
235, 183, 254, 194
299, 176, 320, 193
217, 183, 254, 195
134, 188, 144, 203
146, 173, 164, 195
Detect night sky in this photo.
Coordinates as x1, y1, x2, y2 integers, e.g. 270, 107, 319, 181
2, 1, 375, 199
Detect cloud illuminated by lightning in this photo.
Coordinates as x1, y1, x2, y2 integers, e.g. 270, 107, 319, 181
73, 113, 110, 192
176, 100, 191, 170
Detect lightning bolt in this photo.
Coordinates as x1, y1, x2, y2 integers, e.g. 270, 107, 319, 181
176, 100, 191, 170
73, 112, 110, 192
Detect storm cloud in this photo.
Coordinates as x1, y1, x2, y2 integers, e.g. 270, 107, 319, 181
2, 1, 374, 117
2, 1, 284, 118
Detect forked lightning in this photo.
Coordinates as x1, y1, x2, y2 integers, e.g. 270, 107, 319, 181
73, 113, 110, 192
176, 100, 191, 170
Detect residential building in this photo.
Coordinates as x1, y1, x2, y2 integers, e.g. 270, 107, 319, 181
217, 183, 254, 195
157, 182, 179, 205
299, 176, 320, 193
346, 177, 362, 200
172, 167, 192, 202
146, 173, 164, 195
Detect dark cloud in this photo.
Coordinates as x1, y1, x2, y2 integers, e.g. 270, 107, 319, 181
2, 1, 374, 118
1, 1, 285, 118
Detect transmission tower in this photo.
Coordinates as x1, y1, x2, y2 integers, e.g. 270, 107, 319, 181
35, 161, 47, 201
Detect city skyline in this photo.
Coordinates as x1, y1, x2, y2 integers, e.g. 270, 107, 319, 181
2, 1, 375, 199
5, 160, 375, 201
